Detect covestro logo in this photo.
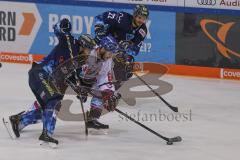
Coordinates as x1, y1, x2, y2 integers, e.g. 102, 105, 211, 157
0, 52, 33, 63
220, 68, 240, 80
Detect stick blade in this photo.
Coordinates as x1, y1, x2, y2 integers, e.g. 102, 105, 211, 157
168, 105, 178, 112
172, 106, 178, 112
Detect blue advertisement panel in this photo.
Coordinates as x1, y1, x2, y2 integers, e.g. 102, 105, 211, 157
30, 3, 176, 64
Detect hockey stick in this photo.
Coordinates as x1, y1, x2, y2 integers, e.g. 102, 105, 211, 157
65, 78, 88, 136
70, 85, 182, 145
114, 108, 182, 145
65, 35, 88, 136
133, 72, 178, 112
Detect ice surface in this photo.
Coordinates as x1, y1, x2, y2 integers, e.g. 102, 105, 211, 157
0, 63, 240, 160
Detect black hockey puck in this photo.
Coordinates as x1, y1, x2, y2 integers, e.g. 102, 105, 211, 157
176, 136, 182, 142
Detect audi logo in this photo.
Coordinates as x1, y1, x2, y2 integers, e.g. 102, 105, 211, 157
197, 0, 216, 6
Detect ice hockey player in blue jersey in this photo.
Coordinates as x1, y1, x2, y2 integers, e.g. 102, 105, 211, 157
8, 18, 96, 146
94, 4, 149, 56
94, 4, 149, 84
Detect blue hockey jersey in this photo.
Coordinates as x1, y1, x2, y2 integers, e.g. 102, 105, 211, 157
39, 24, 79, 73
95, 11, 148, 56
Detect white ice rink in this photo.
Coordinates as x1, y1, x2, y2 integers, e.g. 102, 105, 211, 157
0, 63, 240, 160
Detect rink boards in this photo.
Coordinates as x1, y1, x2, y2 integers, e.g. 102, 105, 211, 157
0, 0, 240, 80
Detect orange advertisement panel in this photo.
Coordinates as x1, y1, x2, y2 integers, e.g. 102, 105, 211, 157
1, 53, 240, 81
166, 64, 240, 81
134, 62, 240, 81
166, 64, 221, 79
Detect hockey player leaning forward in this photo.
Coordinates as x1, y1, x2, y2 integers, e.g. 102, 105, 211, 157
8, 19, 121, 145
94, 4, 149, 57
94, 4, 149, 84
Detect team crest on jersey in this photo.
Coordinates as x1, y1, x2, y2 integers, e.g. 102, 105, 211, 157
139, 29, 146, 38
126, 34, 134, 41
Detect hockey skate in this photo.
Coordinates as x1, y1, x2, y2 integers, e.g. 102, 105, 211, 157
86, 109, 109, 134
86, 119, 109, 129
86, 119, 109, 135
39, 129, 59, 148
2, 118, 15, 139
9, 111, 25, 138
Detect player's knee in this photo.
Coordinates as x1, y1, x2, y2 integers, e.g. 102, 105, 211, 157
90, 97, 104, 109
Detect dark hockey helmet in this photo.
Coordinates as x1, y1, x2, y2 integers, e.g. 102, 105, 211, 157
99, 36, 119, 53
78, 34, 96, 49
133, 4, 149, 19
60, 18, 72, 33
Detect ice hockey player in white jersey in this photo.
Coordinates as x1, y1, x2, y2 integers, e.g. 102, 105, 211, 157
79, 35, 121, 130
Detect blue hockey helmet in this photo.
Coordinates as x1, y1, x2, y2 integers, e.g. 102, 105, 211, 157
99, 36, 119, 53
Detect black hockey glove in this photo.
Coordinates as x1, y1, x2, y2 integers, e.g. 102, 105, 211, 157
114, 51, 135, 63
113, 52, 134, 81
94, 24, 108, 44
119, 40, 132, 51
60, 18, 72, 33
102, 90, 121, 112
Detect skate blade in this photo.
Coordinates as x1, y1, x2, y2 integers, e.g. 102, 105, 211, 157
88, 128, 109, 135
39, 140, 58, 149
2, 118, 16, 139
